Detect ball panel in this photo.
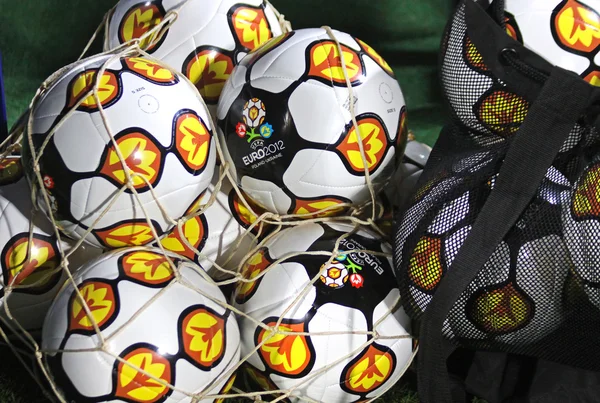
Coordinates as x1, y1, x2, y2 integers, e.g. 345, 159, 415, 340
288, 80, 346, 144
267, 223, 324, 260
54, 113, 107, 173
493, 236, 568, 344
240, 175, 292, 213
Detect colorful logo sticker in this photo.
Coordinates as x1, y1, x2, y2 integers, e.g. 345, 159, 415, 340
239, 98, 273, 146
179, 306, 227, 370
124, 57, 177, 85
118, 1, 166, 51
320, 251, 365, 289
159, 215, 208, 263
307, 41, 364, 86
67, 69, 120, 112
1, 234, 61, 295
236, 97, 286, 168
340, 344, 397, 395
467, 281, 534, 335
230, 5, 273, 50
408, 236, 444, 293
356, 38, 394, 77
119, 250, 175, 287
255, 318, 316, 378
114, 344, 173, 403
183, 47, 234, 103
93, 220, 161, 248
173, 110, 212, 174
68, 280, 119, 333
476, 89, 530, 137
235, 248, 273, 304
552, 0, 600, 55
99, 129, 163, 191
0, 158, 23, 186
335, 115, 389, 176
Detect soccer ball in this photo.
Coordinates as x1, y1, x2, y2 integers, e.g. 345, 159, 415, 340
402, 168, 569, 344
234, 222, 413, 402
217, 27, 407, 215
105, 0, 286, 115
22, 54, 216, 249
42, 247, 240, 402
562, 162, 600, 309
0, 157, 100, 331
505, 0, 600, 85
155, 171, 271, 280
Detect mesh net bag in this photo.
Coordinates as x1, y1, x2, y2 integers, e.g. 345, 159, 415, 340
393, 0, 600, 401
0, 2, 417, 402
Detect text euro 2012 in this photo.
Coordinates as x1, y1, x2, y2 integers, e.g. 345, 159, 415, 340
242, 141, 286, 166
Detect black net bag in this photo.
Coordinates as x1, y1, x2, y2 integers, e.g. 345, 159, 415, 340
393, 0, 600, 401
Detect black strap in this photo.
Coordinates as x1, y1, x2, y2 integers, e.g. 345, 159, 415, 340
416, 43, 596, 403
466, 0, 553, 103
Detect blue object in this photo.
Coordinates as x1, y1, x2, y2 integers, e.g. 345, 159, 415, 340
0, 52, 7, 144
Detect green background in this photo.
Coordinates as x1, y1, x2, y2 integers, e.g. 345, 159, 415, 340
0, 0, 452, 401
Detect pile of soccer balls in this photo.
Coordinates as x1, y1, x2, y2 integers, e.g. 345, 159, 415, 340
0, 0, 430, 401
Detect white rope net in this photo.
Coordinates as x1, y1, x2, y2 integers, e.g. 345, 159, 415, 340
0, 1, 417, 402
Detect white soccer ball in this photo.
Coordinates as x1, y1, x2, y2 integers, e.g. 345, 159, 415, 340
155, 171, 271, 280
105, 0, 286, 116
234, 222, 413, 402
22, 54, 216, 249
42, 247, 240, 402
218, 28, 407, 215
0, 157, 100, 331
505, 0, 600, 85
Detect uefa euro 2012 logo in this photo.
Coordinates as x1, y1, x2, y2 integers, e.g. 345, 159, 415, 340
236, 98, 274, 148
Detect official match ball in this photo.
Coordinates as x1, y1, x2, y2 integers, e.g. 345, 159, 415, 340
234, 222, 413, 402
42, 247, 240, 402
504, 0, 600, 85
0, 157, 100, 331
105, 0, 286, 115
22, 54, 216, 249
155, 171, 271, 280
218, 28, 407, 215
